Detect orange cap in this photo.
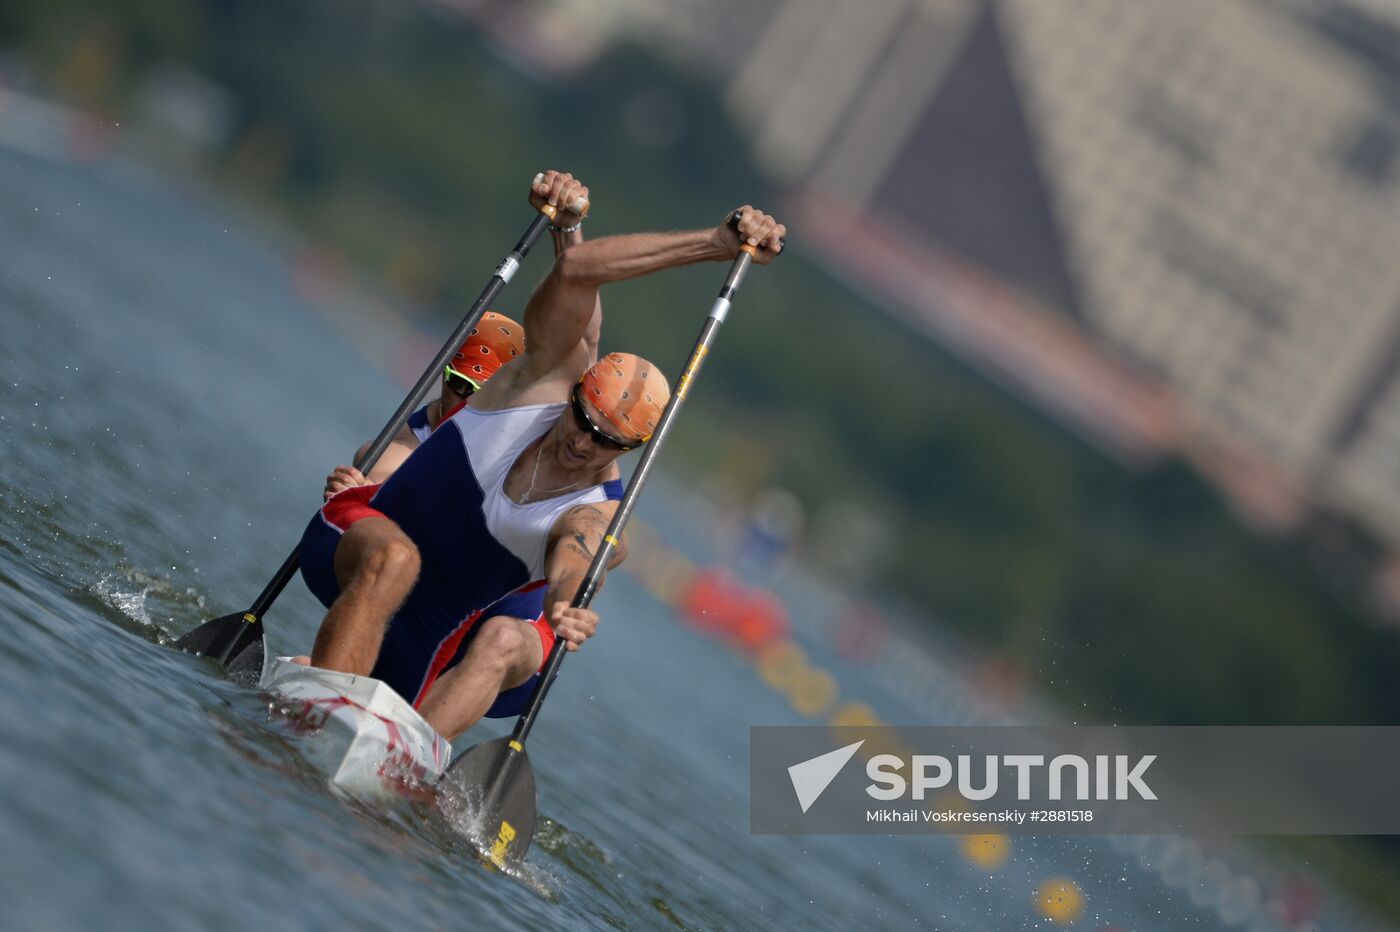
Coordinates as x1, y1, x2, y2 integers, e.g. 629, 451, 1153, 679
450, 312, 524, 386
578, 352, 671, 443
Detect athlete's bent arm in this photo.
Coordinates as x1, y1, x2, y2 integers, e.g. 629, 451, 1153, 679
540, 501, 628, 651
517, 204, 785, 378
324, 175, 602, 497
356, 431, 418, 485
547, 198, 604, 361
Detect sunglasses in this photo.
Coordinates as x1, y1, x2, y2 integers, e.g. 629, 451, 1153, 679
570, 385, 639, 451
444, 363, 482, 398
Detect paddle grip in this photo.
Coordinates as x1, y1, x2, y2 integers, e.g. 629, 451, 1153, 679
533, 173, 590, 221
726, 207, 785, 254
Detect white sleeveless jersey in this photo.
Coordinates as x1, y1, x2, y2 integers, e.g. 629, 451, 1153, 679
449, 402, 619, 578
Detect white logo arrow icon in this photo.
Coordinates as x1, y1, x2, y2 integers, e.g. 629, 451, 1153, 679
788, 740, 865, 813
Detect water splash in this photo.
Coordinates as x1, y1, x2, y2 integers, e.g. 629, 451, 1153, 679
92, 572, 159, 630
89, 567, 209, 643
434, 778, 560, 899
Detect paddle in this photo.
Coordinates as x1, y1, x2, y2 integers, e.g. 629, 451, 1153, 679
442, 221, 774, 869
173, 190, 588, 678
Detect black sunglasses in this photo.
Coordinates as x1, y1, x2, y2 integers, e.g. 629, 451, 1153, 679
570, 385, 638, 451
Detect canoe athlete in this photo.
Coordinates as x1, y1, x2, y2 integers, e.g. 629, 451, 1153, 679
297, 169, 786, 740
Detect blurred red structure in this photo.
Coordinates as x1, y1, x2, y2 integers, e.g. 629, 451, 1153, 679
678, 568, 790, 654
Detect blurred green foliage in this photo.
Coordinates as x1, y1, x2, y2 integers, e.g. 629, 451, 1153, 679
5, 0, 1399, 731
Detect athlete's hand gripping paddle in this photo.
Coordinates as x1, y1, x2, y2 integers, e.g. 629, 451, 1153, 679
173, 188, 588, 677
443, 211, 776, 869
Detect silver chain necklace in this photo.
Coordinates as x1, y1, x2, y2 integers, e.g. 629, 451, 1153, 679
519, 438, 601, 504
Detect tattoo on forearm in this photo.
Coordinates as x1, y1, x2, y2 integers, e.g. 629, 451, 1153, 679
552, 503, 625, 569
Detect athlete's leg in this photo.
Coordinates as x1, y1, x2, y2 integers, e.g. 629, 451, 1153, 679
310, 516, 420, 675
417, 615, 543, 740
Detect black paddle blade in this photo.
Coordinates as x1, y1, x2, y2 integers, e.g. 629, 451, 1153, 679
172, 611, 264, 670
223, 634, 266, 684
442, 736, 537, 869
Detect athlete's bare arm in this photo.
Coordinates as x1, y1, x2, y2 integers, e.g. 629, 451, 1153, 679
324, 174, 601, 498
359, 428, 418, 482
481, 201, 785, 408
539, 501, 627, 650
550, 213, 603, 362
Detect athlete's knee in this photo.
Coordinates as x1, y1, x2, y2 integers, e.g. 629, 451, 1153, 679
352, 534, 420, 591
373, 536, 419, 583
472, 616, 532, 665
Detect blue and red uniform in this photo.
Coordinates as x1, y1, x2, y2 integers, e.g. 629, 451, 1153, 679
300, 402, 622, 716
405, 398, 469, 443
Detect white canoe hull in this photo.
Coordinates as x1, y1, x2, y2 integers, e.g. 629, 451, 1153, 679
261, 657, 452, 803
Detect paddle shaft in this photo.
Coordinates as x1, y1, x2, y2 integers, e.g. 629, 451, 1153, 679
509, 246, 758, 744
243, 212, 558, 622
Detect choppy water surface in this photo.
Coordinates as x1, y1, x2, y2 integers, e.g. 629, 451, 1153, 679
0, 145, 1379, 931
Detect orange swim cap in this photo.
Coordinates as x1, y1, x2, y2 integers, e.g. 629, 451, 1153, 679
578, 352, 671, 443
449, 311, 525, 387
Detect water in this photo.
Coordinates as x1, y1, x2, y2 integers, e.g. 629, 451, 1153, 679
0, 142, 1381, 931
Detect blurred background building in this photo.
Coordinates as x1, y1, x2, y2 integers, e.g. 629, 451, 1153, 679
455, 0, 1400, 615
